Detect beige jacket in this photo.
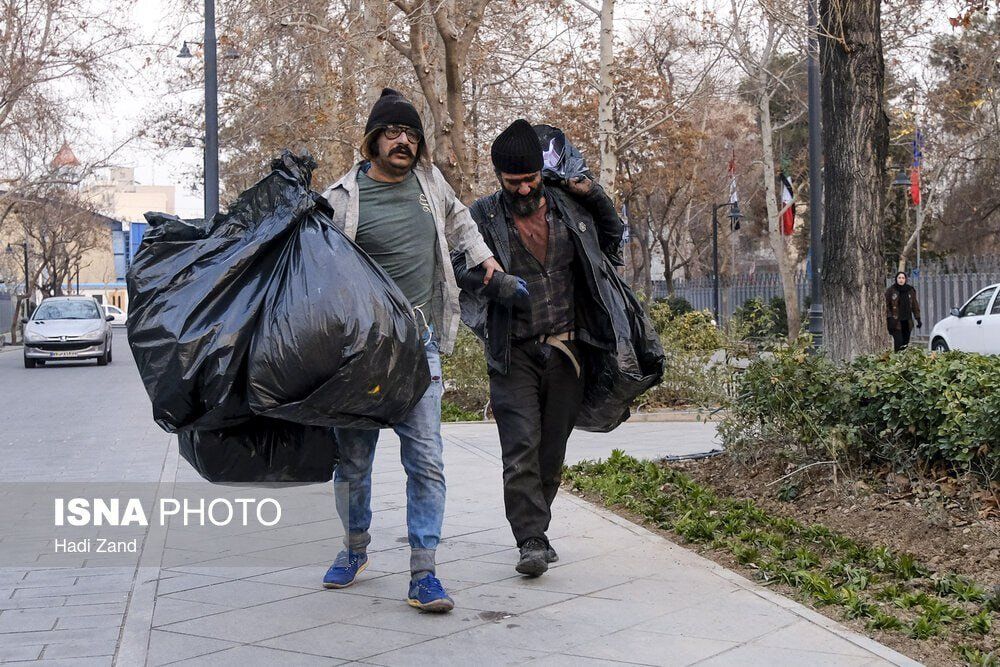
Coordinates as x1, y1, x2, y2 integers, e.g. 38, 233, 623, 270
321, 161, 493, 354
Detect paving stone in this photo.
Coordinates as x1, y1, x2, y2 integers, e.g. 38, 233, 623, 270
633, 588, 798, 642
163, 579, 308, 608
564, 627, 736, 665
150, 596, 230, 628
261, 622, 433, 661
54, 613, 123, 630
167, 644, 338, 666
365, 636, 547, 666
696, 644, 889, 666
145, 628, 236, 666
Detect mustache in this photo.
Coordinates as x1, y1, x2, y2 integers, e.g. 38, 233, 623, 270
389, 145, 414, 158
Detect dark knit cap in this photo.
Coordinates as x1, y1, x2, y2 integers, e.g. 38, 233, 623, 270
491, 119, 543, 174
364, 88, 423, 136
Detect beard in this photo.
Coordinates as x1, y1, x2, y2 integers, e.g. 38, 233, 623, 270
502, 182, 544, 217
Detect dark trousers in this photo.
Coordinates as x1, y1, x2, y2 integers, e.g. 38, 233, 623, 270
489, 341, 585, 546
891, 319, 912, 351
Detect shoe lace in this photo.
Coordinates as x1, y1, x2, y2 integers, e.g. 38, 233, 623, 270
333, 551, 358, 569
522, 538, 547, 551
418, 575, 445, 597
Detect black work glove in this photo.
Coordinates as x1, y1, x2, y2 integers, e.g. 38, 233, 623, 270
887, 317, 899, 333
916, 319, 922, 329
486, 272, 530, 310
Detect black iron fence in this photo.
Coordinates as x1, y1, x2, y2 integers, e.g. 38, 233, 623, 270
657, 256, 1000, 331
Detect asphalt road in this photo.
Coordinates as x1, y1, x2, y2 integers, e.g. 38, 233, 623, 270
0, 329, 171, 484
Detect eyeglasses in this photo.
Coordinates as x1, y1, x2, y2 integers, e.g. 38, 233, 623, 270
383, 125, 422, 143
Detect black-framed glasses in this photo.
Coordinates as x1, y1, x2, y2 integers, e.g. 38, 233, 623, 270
383, 125, 422, 143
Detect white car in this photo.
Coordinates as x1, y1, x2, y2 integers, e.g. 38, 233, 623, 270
928, 283, 1000, 354
22, 296, 114, 368
103, 304, 128, 326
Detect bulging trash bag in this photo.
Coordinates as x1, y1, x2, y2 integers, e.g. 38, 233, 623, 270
247, 197, 429, 429
127, 150, 430, 435
178, 418, 338, 484
534, 124, 591, 183
575, 261, 665, 432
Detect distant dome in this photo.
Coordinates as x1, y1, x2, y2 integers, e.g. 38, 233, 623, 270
52, 141, 80, 168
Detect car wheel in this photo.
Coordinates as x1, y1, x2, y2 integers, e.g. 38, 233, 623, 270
24, 357, 37, 369
932, 338, 949, 352
107, 346, 113, 364
97, 346, 109, 366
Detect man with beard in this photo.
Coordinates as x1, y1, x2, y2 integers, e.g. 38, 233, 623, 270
452, 119, 624, 576
321, 88, 501, 612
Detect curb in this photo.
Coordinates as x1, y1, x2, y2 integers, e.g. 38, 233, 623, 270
445, 409, 719, 426
115, 436, 178, 666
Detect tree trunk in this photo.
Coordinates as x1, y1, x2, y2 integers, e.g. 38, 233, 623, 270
597, 0, 617, 195
758, 86, 803, 339
820, 0, 889, 360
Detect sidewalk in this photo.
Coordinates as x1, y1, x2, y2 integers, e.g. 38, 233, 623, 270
133, 422, 918, 666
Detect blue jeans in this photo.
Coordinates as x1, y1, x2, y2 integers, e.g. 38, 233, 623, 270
333, 337, 444, 576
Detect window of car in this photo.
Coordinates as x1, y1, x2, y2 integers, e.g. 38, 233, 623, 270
960, 287, 997, 318
33, 300, 102, 320
992, 290, 1000, 316
105, 306, 122, 315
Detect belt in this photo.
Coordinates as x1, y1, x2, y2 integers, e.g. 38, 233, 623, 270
536, 331, 580, 378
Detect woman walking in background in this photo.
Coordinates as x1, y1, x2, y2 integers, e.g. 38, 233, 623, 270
886, 271, 922, 351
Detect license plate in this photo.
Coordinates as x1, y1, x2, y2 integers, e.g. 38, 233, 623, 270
49, 350, 81, 358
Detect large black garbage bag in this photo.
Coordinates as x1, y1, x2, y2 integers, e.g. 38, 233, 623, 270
127, 156, 313, 432
178, 418, 338, 484
575, 261, 665, 432
247, 202, 430, 428
127, 150, 430, 435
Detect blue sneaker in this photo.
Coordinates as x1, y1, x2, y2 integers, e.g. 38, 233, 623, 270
407, 574, 454, 612
323, 551, 368, 589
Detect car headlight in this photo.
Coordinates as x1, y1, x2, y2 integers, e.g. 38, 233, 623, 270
83, 328, 105, 339
24, 329, 43, 343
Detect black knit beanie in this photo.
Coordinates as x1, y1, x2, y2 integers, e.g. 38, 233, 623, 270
364, 88, 423, 136
491, 119, 543, 174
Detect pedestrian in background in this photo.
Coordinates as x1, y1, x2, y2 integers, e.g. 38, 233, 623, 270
886, 271, 921, 351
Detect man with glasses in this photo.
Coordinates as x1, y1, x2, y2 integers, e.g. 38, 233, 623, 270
320, 88, 501, 612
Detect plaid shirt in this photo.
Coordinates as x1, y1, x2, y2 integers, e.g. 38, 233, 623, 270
506, 203, 576, 341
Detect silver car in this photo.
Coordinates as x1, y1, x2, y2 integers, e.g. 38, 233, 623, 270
22, 296, 114, 368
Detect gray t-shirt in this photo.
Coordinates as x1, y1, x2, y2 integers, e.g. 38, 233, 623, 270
355, 169, 437, 312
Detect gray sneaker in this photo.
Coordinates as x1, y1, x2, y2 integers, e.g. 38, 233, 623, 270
516, 538, 549, 576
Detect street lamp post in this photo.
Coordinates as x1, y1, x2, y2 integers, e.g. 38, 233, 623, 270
806, 0, 824, 348
711, 202, 743, 327
203, 0, 219, 221
178, 1, 235, 221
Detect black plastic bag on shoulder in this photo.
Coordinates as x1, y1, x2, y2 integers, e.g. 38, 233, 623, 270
534, 124, 592, 184
127, 150, 430, 436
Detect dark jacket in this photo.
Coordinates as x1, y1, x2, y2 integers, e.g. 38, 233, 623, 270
885, 284, 921, 330
451, 183, 625, 375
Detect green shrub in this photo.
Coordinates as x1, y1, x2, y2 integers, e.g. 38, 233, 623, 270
655, 294, 694, 316
441, 325, 490, 417
720, 343, 1000, 480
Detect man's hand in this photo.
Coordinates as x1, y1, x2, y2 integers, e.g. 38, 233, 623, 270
564, 175, 594, 196
917, 319, 922, 329
490, 272, 530, 310
480, 257, 503, 285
